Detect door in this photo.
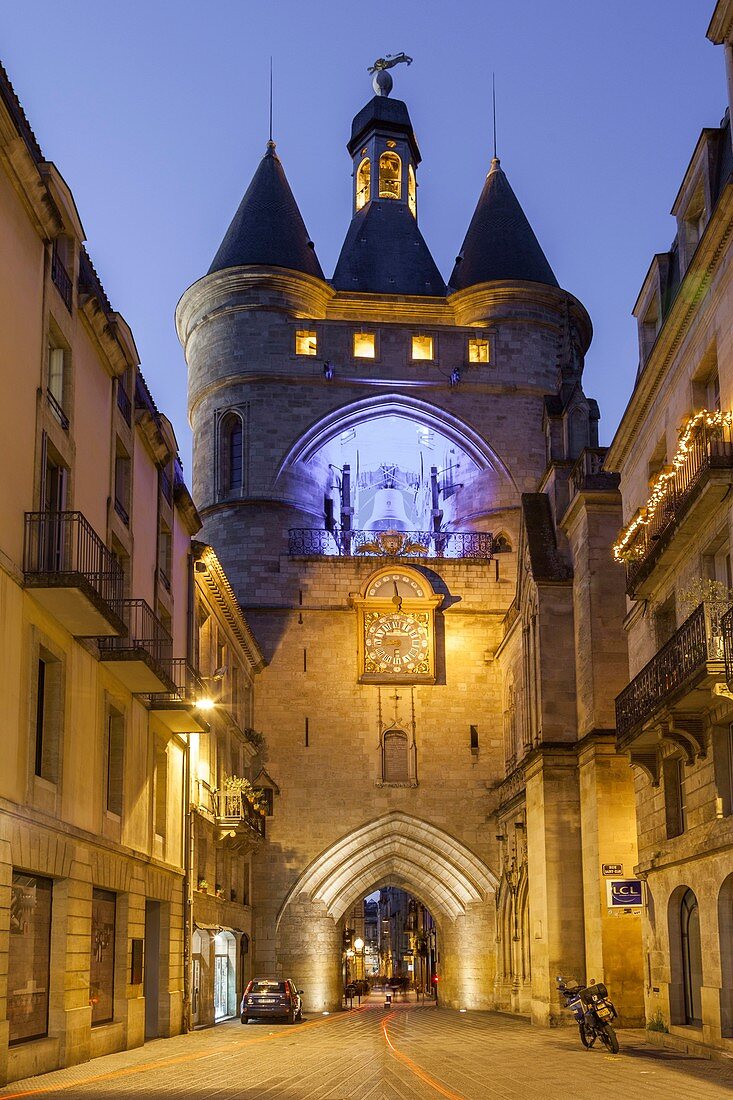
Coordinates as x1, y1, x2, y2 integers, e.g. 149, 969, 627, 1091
144, 901, 161, 1039
214, 955, 229, 1020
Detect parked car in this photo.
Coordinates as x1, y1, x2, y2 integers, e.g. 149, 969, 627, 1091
240, 979, 303, 1024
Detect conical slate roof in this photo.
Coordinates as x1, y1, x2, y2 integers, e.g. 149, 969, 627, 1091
449, 158, 558, 291
208, 143, 324, 279
332, 201, 446, 296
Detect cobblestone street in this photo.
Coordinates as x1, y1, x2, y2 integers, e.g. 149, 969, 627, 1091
2, 997, 732, 1100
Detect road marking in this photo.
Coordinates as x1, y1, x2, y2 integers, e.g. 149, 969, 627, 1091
0, 1008, 372, 1099
381, 1009, 467, 1100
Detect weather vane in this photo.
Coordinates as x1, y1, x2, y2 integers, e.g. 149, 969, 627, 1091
367, 52, 413, 97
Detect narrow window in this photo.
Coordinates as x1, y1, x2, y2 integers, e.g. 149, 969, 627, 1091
106, 705, 124, 817
411, 335, 433, 361
158, 523, 172, 589
295, 330, 317, 356
680, 889, 703, 1025
90, 888, 116, 1025
468, 337, 489, 364
353, 333, 375, 359
8, 872, 53, 1043
356, 157, 371, 210
663, 756, 686, 838
114, 443, 131, 526
228, 420, 243, 491
33, 649, 62, 783
379, 152, 401, 200
154, 741, 168, 839
407, 164, 417, 218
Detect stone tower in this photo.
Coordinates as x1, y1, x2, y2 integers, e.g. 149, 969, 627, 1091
177, 72, 641, 1022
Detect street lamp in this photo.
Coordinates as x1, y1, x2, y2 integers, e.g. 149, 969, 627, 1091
354, 937, 364, 981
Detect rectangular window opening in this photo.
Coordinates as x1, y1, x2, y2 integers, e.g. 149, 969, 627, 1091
106, 705, 124, 817
468, 338, 489, 364
411, 335, 433, 361
33, 649, 62, 783
295, 330, 317, 357
353, 332, 376, 359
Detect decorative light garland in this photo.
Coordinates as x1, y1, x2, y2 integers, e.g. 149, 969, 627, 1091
613, 409, 733, 563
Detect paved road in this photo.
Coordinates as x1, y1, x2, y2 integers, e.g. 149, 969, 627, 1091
2, 997, 732, 1099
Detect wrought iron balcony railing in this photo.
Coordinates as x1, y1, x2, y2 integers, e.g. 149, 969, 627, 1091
213, 789, 266, 839
721, 606, 733, 688
622, 419, 733, 594
289, 528, 495, 560
24, 510, 124, 609
51, 247, 72, 311
615, 602, 724, 743
46, 388, 69, 431
145, 658, 208, 707
99, 598, 173, 668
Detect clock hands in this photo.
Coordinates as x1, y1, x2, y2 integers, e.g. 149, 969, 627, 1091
391, 580, 403, 612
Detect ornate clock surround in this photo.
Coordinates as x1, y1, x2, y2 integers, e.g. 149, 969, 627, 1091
351, 566, 442, 684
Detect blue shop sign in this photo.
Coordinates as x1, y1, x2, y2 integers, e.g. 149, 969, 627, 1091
606, 879, 643, 908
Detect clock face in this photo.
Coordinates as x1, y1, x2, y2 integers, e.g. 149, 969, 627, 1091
367, 572, 425, 599
364, 611, 430, 676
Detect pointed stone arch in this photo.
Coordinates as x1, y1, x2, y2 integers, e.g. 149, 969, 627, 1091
275, 392, 518, 490
276, 811, 498, 928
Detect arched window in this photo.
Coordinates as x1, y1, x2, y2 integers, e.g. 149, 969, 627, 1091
382, 728, 409, 783
379, 152, 401, 200
680, 888, 703, 1025
356, 158, 371, 210
219, 412, 244, 498
494, 533, 512, 554
407, 164, 417, 217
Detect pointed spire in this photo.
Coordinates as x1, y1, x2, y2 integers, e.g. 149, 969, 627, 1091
208, 144, 324, 280
449, 158, 558, 291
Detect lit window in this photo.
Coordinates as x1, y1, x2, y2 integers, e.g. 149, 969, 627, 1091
295, 330, 317, 356
379, 152, 401, 200
353, 333, 375, 359
468, 337, 489, 364
356, 158, 371, 211
408, 164, 417, 218
411, 335, 433, 361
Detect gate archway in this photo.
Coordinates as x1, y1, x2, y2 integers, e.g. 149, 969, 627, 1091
276, 812, 498, 1012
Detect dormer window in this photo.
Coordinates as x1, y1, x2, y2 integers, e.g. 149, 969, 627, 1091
640, 296, 660, 363
295, 330, 317, 356
353, 333, 375, 359
356, 158, 371, 211
683, 183, 707, 262
379, 152, 401, 200
407, 165, 417, 218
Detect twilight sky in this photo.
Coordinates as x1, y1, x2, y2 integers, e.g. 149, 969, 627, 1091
2, 1, 725, 473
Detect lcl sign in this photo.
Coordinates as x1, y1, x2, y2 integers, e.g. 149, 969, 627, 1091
606, 879, 644, 908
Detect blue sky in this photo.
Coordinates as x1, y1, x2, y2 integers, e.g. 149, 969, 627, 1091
2, 1, 725, 471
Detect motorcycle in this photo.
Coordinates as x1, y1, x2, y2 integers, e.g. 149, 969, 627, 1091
556, 976, 619, 1054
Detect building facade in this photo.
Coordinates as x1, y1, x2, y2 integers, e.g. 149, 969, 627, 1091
606, 1, 733, 1058
179, 69, 643, 1024
0, 64, 264, 1086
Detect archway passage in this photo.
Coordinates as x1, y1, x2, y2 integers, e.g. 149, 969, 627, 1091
343, 887, 439, 1002
276, 813, 497, 1013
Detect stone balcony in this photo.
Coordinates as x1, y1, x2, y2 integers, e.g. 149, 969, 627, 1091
615, 602, 724, 765
620, 419, 733, 598
23, 510, 125, 637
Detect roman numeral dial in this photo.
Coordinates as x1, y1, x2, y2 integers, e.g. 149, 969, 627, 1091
364, 611, 430, 675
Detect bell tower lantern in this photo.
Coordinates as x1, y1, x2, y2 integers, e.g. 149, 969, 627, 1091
348, 57, 421, 219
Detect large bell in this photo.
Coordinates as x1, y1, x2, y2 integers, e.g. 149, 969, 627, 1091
366, 488, 412, 532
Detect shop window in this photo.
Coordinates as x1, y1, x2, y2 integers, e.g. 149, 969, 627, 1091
356, 157, 371, 210
295, 330, 317, 356
411, 335, 433, 361
106, 704, 124, 817
33, 647, 63, 783
382, 728, 409, 783
468, 337, 489, 364
379, 151, 401, 200
407, 164, 417, 217
353, 332, 375, 359
8, 871, 52, 1044
90, 888, 116, 1025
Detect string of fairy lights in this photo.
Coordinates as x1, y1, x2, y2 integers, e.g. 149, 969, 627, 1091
612, 408, 733, 563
